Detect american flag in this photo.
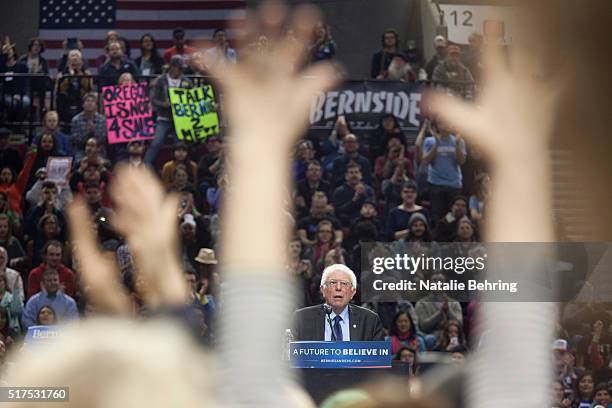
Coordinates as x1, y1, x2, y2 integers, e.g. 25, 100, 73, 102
38, 0, 246, 72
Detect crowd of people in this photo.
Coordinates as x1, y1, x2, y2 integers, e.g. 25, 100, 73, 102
0, 10, 605, 408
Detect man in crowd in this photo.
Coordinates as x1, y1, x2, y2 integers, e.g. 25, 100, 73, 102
27, 240, 76, 299
146, 56, 193, 165
22, 268, 78, 329
433, 43, 475, 99
70, 93, 107, 161
415, 272, 463, 346
163, 27, 197, 64
296, 192, 342, 247
462, 32, 483, 82
204, 28, 237, 70
331, 134, 372, 187
421, 121, 466, 224
34, 111, 71, 155
434, 196, 468, 242
386, 53, 416, 82
295, 160, 330, 219
0, 127, 21, 174
197, 135, 223, 194
425, 34, 448, 79
98, 41, 140, 87
120, 139, 147, 168
292, 264, 384, 341
332, 162, 375, 226
24, 181, 69, 240
370, 28, 399, 79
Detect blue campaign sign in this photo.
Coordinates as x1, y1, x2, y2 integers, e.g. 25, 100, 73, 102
25, 325, 60, 345
290, 341, 392, 368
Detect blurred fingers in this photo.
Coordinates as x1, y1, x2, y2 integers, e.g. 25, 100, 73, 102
424, 90, 490, 154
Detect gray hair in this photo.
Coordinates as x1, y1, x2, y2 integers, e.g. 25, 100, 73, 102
320, 263, 357, 288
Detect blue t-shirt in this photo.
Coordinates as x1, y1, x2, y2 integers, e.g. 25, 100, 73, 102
469, 195, 485, 216
423, 135, 466, 189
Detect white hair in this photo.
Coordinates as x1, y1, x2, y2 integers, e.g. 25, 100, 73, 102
320, 263, 357, 288
68, 49, 82, 59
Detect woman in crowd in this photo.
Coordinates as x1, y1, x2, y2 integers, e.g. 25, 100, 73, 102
287, 237, 314, 308
135, 34, 164, 76
370, 114, 405, 161
161, 142, 198, 188
0, 273, 22, 334
0, 193, 21, 236
56, 49, 94, 129
454, 217, 478, 245
118, 72, 135, 86
375, 134, 414, 184
36, 305, 56, 326
395, 346, 419, 376
0, 308, 15, 348
388, 310, 425, 354
386, 183, 429, 240
0, 42, 30, 120
18, 37, 50, 99
206, 172, 227, 215
551, 380, 572, 408
435, 320, 467, 352
469, 172, 490, 231
573, 371, 595, 408
18, 37, 49, 75
169, 164, 197, 198
310, 219, 340, 274
0, 149, 37, 215
95, 31, 120, 68
320, 116, 352, 172
30, 213, 66, 268
309, 22, 336, 63
593, 383, 612, 408
25, 132, 64, 190
292, 139, 315, 182
0, 216, 25, 269
0, 246, 23, 303
35, 110, 71, 155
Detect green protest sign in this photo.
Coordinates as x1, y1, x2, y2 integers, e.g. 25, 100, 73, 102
169, 86, 219, 142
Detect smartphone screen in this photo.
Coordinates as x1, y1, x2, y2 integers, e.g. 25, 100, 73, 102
67, 38, 78, 50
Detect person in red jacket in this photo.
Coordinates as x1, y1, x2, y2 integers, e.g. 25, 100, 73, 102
0, 147, 37, 214
27, 240, 76, 299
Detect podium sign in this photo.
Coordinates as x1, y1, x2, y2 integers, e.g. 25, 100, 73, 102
290, 341, 392, 368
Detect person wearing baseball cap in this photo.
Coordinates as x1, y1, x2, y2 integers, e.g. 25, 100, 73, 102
425, 34, 448, 79
145, 54, 194, 165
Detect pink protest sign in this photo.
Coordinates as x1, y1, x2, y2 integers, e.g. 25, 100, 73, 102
102, 83, 155, 144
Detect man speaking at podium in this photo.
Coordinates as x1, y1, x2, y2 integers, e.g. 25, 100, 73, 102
292, 264, 385, 341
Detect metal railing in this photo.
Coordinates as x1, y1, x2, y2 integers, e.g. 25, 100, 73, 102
0, 73, 477, 140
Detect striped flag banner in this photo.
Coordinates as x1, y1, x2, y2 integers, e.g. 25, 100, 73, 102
38, 0, 246, 72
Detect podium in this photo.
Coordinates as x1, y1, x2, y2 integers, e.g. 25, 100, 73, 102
290, 341, 395, 403
290, 341, 392, 368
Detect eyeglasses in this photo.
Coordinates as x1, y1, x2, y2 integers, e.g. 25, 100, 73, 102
325, 279, 352, 288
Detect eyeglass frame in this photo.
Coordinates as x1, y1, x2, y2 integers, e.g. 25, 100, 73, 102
324, 279, 352, 289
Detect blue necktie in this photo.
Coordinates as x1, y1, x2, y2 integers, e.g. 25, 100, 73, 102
333, 315, 343, 341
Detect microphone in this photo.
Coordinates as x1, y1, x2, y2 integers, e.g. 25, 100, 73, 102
323, 304, 337, 341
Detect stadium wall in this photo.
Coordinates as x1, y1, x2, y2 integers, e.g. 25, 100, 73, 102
0, 2, 39, 54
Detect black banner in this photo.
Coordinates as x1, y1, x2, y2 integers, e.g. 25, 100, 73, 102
308, 80, 424, 135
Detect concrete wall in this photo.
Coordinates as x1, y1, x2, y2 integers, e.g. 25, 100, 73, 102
0, 2, 39, 56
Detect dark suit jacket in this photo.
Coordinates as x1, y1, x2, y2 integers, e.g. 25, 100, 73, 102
292, 304, 385, 341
